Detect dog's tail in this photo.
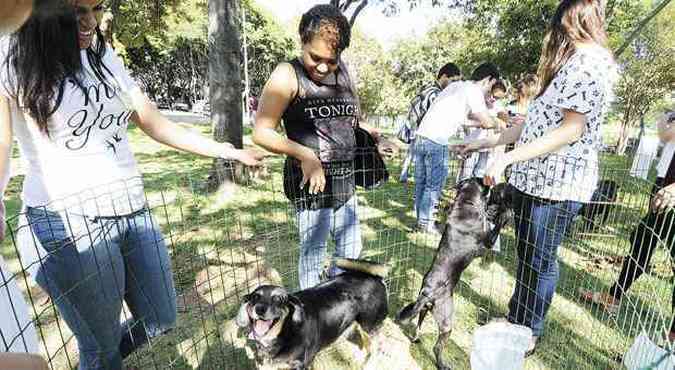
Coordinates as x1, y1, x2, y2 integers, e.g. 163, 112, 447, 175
396, 302, 418, 323
335, 258, 389, 279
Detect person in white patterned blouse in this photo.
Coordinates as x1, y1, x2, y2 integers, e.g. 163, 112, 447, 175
458, 0, 618, 356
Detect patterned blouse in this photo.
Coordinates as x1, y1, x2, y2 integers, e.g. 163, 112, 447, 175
508, 45, 618, 202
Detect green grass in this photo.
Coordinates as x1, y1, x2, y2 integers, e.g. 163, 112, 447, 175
2, 123, 672, 369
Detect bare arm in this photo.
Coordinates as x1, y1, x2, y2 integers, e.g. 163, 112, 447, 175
657, 113, 675, 143
0, 97, 12, 194
252, 63, 325, 194
0, 353, 49, 370
252, 63, 316, 161
483, 109, 586, 186
457, 124, 524, 154
501, 109, 585, 164
467, 111, 503, 130
0, 97, 12, 241
129, 90, 262, 166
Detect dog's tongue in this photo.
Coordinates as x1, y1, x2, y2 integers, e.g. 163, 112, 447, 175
254, 319, 273, 336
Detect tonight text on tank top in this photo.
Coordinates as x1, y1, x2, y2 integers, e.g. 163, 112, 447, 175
282, 58, 359, 211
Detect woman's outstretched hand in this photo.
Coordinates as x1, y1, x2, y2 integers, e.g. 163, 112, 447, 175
652, 183, 675, 213
449, 139, 493, 158
221, 143, 267, 166
483, 155, 510, 187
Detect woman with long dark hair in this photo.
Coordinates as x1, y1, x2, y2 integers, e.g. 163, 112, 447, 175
0, 1, 262, 369
460, 0, 618, 355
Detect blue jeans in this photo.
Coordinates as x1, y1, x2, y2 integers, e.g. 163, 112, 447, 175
297, 196, 362, 289
28, 207, 177, 370
458, 151, 489, 182
399, 137, 416, 183
507, 190, 582, 337
414, 137, 449, 229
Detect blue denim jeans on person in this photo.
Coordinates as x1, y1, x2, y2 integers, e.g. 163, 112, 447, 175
507, 189, 582, 337
27, 206, 177, 370
296, 196, 362, 289
414, 136, 449, 230
399, 137, 416, 183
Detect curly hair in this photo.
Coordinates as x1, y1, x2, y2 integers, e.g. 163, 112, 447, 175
298, 5, 351, 53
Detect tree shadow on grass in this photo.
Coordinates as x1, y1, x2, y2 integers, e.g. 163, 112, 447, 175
119, 152, 667, 370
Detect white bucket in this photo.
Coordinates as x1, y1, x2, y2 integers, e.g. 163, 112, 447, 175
623, 332, 675, 370
470, 322, 532, 370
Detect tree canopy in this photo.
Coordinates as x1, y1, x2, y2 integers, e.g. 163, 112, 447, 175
106, 0, 674, 154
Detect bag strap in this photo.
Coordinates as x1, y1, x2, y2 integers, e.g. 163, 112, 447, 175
338, 59, 362, 128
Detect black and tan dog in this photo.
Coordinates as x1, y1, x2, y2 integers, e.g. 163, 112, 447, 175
396, 179, 512, 370
236, 259, 389, 369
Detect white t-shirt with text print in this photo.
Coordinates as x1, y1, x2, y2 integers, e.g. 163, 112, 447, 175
1, 39, 145, 216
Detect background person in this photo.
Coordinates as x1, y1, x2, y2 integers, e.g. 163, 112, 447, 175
0, 1, 263, 369
399, 62, 462, 184
459, 0, 618, 355
458, 80, 509, 181
580, 109, 675, 343
413, 63, 503, 234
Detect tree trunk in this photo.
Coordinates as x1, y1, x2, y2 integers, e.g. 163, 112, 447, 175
615, 115, 633, 155
207, 0, 245, 189
616, 130, 629, 156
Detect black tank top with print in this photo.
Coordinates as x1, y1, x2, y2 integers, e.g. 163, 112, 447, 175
282, 58, 358, 210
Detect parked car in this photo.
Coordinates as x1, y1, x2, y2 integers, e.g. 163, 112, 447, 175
192, 99, 211, 116
174, 103, 190, 112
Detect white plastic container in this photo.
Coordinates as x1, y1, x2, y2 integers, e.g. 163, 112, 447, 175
470, 322, 532, 370
623, 332, 675, 370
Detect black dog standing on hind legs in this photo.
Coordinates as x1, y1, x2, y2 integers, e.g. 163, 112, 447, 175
396, 179, 513, 370
236, 258, 389, 370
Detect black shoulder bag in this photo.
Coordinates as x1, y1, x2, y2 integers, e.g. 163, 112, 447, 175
338, 62, 389, 189
354, 124, 389, 189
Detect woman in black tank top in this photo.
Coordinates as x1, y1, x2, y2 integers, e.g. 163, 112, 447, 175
252, 5, 384, 289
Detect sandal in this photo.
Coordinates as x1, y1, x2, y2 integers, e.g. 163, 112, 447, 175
578, 287, 619, 315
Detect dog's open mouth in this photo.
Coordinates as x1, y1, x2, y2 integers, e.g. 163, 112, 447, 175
253, 317, 278, 337
247, 305, 281, 338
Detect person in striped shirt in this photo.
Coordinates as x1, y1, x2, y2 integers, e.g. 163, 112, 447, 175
399, 63, 462, 184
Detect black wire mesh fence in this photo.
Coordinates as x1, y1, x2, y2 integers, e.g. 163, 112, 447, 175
0, 149, 673, 369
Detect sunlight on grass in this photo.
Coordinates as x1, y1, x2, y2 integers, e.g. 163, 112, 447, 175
2, 124, 672, 369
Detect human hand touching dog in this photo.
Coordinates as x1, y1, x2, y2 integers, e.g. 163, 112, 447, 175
377, 137, 399, 158
483, 154, 511, 187
652, 183, 675, 213
449, 138, 497, 159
